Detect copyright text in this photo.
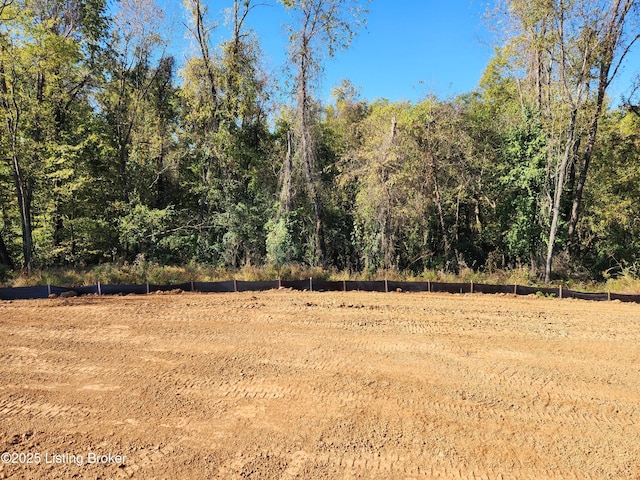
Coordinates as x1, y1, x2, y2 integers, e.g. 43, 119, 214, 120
1, 451, 126, 466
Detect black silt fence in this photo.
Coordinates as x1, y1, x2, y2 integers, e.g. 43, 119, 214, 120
312, 280, 345, 292
236, 280, 279, 292
387, 281, 430, 292
610, 293, 640, 303
46, 285, 100, 296
516, 285, 560, 297
345, 281, 387, 292
148, 282, 194, 293
192, 281, 235, 293
281, 279, 311, 290
473, 283, 516, 295
49, 286, 75, 296
431, 282, 472, 294
73, 285, 100, 295
2, 279, 640, 304
0, 286, 49, 300
563, 289, 610, 302
99, 284, 149, 295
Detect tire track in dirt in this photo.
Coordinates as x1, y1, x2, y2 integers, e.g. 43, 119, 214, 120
0, 397, 92, 420
115, 444, 176, 479
1, 292, 639, 479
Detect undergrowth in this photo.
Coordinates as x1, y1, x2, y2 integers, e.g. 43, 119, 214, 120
3, 260, 640, 294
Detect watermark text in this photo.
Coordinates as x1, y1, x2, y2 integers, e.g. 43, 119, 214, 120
1, 451, 126, 467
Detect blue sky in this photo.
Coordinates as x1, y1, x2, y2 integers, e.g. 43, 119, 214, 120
161, 0, 495, 103
159, 0, 638, 105
315, 0, 495, 102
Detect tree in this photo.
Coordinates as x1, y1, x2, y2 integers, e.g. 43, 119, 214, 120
499, 106, 547, 269
577, 109, 640, 275
101, 0, 168, 204
0, 0, 108, 270
342, 97, 481, 274
566, 1, 640, 245
279, 0, 369, 266
181, 0, 273, 266
496, 0, 640, 281
322, 80, 368, 269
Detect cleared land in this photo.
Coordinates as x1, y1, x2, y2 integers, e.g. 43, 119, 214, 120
0, 290, 639, 479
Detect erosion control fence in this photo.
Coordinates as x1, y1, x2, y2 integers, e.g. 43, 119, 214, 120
0, 280, 639, 304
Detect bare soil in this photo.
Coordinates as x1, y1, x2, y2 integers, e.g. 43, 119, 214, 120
1, 290, 639, 479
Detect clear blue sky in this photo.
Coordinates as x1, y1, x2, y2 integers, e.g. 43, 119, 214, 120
159, 0, 637, 105
161, 0, 495, 103
318, 0, 495, 102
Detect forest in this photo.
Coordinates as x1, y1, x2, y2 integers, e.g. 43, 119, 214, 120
1, 0, 639, 285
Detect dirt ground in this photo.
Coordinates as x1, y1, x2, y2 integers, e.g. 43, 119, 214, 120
0, 290, 639, 479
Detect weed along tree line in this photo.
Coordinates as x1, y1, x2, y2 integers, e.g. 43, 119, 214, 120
1, 0, 639, 284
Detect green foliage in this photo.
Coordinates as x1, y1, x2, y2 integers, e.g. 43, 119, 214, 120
499, 106, 547, 265
579, 111, 640, 276
117, 204, 191, 264
0, 0, 638, 290
265, 210, 309, 267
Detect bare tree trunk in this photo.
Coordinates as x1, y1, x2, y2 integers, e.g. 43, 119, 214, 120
300, 110, 326, 265
115, 73, 133, 203
297, 31, 326, 266
118, 141, 130, 203
567, 84, 605, 244
12, 153, 34, 272
428, 153, 450, 268
545, 108, 578, 283
561, 134, 581, 229
192, 0, 218, 110
279, 129, 293, 214
282, 0, 367, 267
1, 67, 34, 272
381, 117, 397, 269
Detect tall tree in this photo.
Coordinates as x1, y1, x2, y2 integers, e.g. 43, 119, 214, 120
497, 0, 640, 282
181, 0, 272, 266
279, 0, 369, 266
217, 0, 273, 266
566, 0, 640, 244
499, 106, 547, 270
102, 0, 167, 204
0, 0, 108, 270
579, 109, 640, 274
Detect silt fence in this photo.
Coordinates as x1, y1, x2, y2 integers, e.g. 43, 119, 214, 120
0, 279, 639, 304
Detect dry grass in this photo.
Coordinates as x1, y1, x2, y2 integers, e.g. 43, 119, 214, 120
2, 262, 639, 295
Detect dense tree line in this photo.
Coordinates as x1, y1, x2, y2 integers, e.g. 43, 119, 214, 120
1, 0, 639, 281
